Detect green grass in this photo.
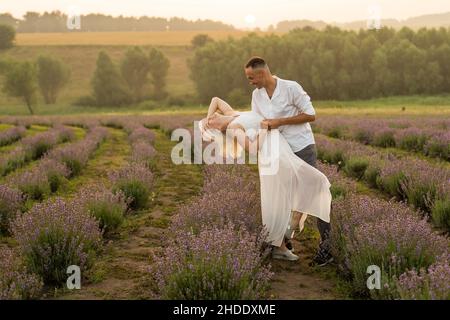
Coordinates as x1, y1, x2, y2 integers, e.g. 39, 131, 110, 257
1, 95, 450, 117
315, 95, 450, 116
0, 123, 14, 131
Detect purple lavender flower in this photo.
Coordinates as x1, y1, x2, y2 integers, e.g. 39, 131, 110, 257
74, 183, 129, 234
0, 126, 26, 147
395, 254, 450, 300
0, 248, 43, 300
0, 184, 24, 235
11, 197, 102, 285
152, 223, 273, 300
129, 126, 155, 144
109, 163, 154, 210
331, 193, 449, 299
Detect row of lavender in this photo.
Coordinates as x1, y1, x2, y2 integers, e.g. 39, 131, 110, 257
313, 117, 450, 161
101, 117, 157, 211
151, 164, 273, 299
0, 125, 108, 235
0, 126, 26, 147
0, 114, 200, 136
6, 127, 108, 203
315, 134, 450, 232
318, 162, 450, 299
0, 122, 157, 299
0, 125, 75, 177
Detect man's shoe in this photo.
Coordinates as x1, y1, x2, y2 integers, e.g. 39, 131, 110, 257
272, 248, 299, 261
311, 250, 334, 267
284, 237, 294, 253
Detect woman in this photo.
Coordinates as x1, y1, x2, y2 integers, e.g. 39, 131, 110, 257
199, 97, 332, 261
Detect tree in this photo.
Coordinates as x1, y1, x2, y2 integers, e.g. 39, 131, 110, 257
191, 34, 214, 48
120, 47, 151, 102
0, 24, 15, 50
36, 55, 71, 104
188, 27, 450, 101
3, 61, 37, 114
148, 48, 170, 100
91, 51, 131, 106
0, 14, 18, 28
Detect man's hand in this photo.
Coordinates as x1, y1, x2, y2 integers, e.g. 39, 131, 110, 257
261, 119, 282, 130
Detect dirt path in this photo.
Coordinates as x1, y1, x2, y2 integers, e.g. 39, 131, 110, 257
267, 225, 344, 300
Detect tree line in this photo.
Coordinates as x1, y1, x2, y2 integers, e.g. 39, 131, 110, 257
189, 26, 450, 103
0, 12, 234, 33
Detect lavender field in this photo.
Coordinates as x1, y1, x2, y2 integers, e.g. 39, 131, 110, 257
0, 113, 449, 300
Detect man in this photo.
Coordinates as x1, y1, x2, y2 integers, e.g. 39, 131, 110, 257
244, 56, 333, 267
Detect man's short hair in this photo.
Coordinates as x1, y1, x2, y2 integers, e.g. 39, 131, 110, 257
245, 56, 267, 69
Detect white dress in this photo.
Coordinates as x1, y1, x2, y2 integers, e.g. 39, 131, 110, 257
230, 111, 332, 247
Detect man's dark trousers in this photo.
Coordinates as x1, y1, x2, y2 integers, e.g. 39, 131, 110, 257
294, 144, 331, 252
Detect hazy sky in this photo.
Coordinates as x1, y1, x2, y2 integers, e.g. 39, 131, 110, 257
2, 0, 450, 29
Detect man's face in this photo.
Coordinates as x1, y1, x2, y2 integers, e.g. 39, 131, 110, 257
245, 67, 265, 89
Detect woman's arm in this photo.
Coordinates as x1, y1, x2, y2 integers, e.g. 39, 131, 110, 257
207, 97, 238, 118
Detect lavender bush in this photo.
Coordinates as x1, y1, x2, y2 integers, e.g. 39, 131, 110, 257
75, 184, 129, 235
0, 126, 75, 177
316, 134, 450, 228
109, 163, 154, 210
171, 164, 261, 235
431, 199, 450, 231
37, 158, 71, 192
0, 248, 43, 300
8, 170, 51, 201
424, 131, 450, 161
131, 141, 156, 164
7, 158, 70, 200
12, 198, 102, 285
331, 194, 449, 299
22, 129, 60, 160
395, 255, 450, 300
313, 116, 449, 161
0, 184, 24, 235
0, 148, 27, 176
46, 126, 108, 177
129, 126, 155, 144
171, 188, 261, 236
0, 126, 26, 147
152, 223, 273, 300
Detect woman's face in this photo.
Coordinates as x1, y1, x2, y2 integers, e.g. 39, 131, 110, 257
207, 112, 229, 132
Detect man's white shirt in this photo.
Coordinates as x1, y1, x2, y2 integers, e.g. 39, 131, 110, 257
251, 77, 316, 153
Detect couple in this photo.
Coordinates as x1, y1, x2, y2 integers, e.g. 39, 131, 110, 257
198, 57, 333, 266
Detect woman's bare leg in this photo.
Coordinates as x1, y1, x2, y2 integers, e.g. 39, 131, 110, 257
207, 97, 237, 118
288, 211, 308, 238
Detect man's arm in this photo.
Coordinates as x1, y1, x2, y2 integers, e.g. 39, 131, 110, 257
262, 83, 316, 129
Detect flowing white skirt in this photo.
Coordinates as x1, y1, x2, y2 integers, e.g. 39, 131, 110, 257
258, 130, 332, 247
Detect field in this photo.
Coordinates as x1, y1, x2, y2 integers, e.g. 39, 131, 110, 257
15, 31, 278, 46
0, 45, 195, 105
0, 106, 448, 300
0, 31, 449, 301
